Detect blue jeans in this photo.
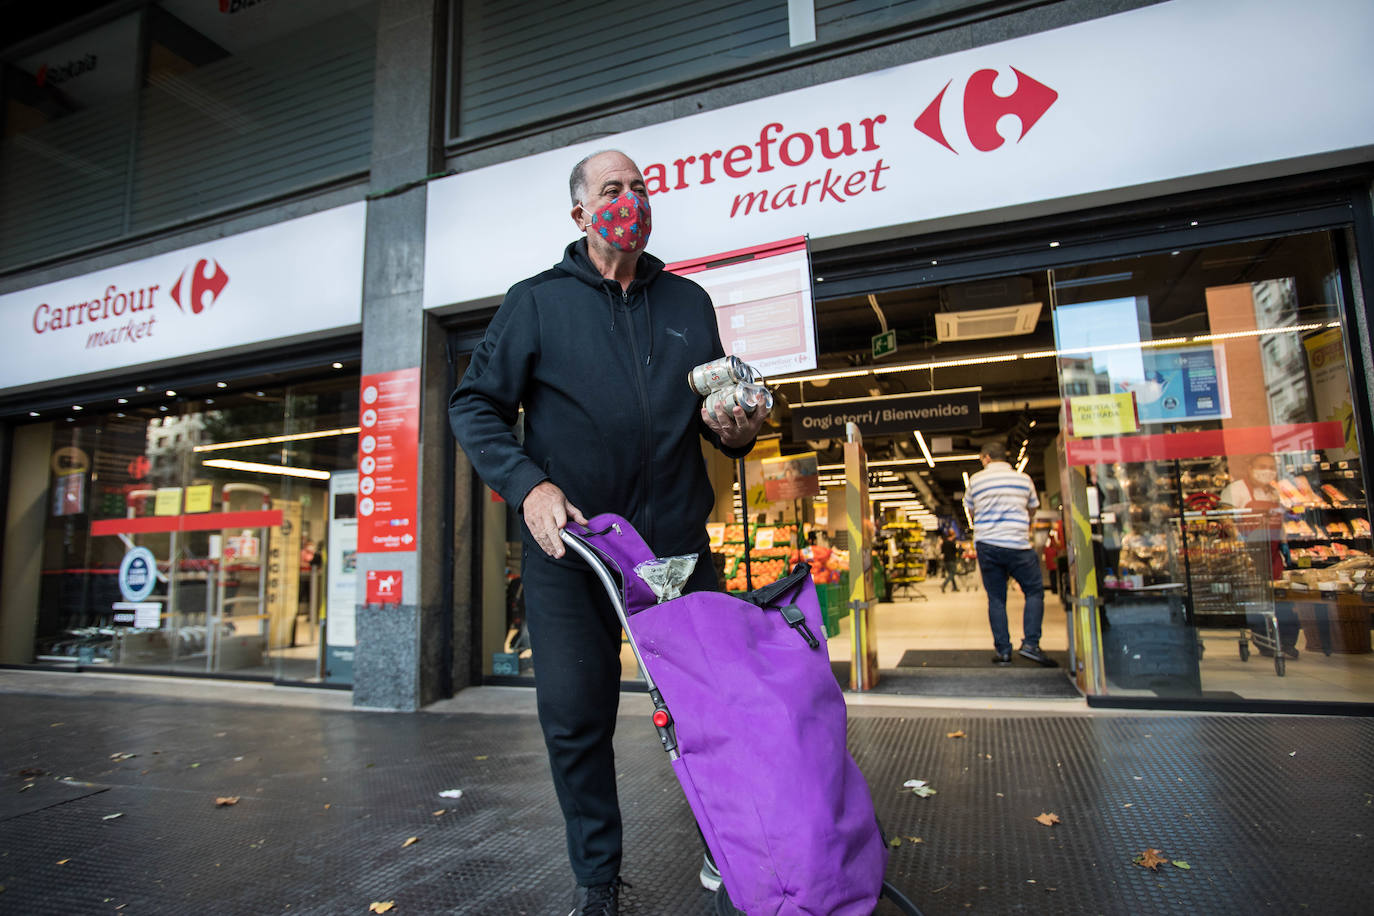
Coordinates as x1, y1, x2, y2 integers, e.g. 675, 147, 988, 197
976, 542, 1044, 655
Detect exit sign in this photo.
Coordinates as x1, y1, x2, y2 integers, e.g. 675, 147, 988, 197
872, 330, 897, 359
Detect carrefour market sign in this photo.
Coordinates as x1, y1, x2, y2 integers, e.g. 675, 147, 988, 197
424, 0, 1374, 307
0, 202, 365, 392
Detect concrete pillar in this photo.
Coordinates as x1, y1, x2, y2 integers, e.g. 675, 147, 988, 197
352, 0, 455, 710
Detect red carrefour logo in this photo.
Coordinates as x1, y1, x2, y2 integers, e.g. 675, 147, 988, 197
169, 259, 229, 314
914, 67, 1058, 154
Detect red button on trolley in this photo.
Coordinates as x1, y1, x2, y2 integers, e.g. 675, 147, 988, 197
652, 710, 670, 728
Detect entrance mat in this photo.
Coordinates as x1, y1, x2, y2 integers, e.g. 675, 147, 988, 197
897, 649, 1069, 669
831, 662, 1081, 698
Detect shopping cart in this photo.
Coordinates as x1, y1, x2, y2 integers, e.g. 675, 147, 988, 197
560, 516, 922, 916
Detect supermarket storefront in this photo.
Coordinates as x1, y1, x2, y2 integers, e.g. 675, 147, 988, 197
429, 0, 1374, 705
0, 204, 367, 684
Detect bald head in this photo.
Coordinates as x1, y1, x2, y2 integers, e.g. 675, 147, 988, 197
570, 149, 638, 205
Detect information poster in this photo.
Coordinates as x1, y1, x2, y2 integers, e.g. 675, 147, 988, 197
1120, 345, 1230, 424
667, 238, 817, 378
325, 471, 358, 684
762, 451, 821, 501
357, 368, 420, 552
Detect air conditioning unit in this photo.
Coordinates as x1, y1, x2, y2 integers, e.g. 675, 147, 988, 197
935, 302, 1042, 342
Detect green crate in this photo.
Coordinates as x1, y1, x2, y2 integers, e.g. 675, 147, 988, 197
815, 581, 850, 638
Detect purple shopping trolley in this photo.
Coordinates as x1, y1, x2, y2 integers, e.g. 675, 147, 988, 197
561, 515, 921, 916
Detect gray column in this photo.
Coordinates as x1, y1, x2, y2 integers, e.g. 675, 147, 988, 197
352, 0, 456, 710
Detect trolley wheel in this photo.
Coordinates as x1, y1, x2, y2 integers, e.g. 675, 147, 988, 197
714, 880, 924, 915
1238, 639, 1250, 662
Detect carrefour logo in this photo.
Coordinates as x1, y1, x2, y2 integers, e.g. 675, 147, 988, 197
169, 259, 229, 315
914, 67, 1058, 154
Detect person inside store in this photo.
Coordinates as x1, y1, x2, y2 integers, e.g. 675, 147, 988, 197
1219, 453, 1299, 658
939, 528, 960, 592
964, 441, 1051, 666
448, 149, 768, 916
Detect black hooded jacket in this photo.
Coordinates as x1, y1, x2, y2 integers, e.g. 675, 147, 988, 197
449, 239, 753, 562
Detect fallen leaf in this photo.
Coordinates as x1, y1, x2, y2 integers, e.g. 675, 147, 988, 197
402, 836, 418, 848
56, 859, 70, 865
215, 732, 227, 738
995, 792, 1004, 798
438, 789, 463, 799
109, 753, 136, 761
888, 837, 901, 848
1289, 751, 1297, 757
215, 797, 240, 807
1034, 812, 1060, 826
19, 784, 33, 792
324, 804, 331, 809
946, 730, 966, 739
474, 755, 489, 760
101, 813, 123, 821
431, 810, 446, 817
189, 763, 201, 769
1172, 860, 1192, 870
1133, 848, 1168, 871
1123, 803, 1134, 808
903, 836, 923, 844
369, 902, 395, 914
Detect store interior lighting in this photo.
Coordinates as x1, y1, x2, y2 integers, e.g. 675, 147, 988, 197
913, 430, 935, 467
194, 426, 361, 453
772, 323, 1325, 387
201, 458, 331, 480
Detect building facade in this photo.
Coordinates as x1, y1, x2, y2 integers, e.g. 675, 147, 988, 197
2, 0, 1372, 711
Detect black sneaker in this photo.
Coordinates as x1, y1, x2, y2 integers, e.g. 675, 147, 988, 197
1018, 642, 1053, 666
571, 877, 626, 916
992, 650, 1012, 665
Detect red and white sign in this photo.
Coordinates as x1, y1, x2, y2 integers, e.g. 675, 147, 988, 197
356, 368, 420, 553
0, 202, 365, 392
365, 569, 403, 605
423, 0, 1374, 308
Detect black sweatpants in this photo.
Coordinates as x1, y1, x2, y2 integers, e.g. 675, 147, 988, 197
521, 543, 717, 886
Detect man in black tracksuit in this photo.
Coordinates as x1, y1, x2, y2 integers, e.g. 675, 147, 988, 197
448, 150, 766, 915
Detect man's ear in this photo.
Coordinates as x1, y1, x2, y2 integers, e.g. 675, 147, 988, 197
571, 203, 587, 230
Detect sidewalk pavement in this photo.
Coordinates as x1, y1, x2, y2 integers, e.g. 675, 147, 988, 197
1, 669, 1371, 915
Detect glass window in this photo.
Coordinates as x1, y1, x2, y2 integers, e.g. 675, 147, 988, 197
0, 1, 377, 271
22, 371, 359, 684
1053, 230, 1370, 702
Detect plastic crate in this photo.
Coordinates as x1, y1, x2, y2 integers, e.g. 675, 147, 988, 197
815, 581, 850, 638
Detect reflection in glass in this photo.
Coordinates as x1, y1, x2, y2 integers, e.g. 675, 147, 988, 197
30, 374, 357, 683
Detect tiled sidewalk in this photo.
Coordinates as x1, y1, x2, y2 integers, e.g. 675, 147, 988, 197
1, 672, 1370, 914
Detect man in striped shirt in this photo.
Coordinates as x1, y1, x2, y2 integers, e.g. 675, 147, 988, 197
964, 442, 1050, 666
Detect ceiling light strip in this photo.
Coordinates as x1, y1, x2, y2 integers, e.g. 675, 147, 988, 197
201, 458, 332, 480
194, 426, 361, 453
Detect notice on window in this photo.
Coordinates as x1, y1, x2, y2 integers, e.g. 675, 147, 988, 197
185, 484, 213, 513
1067, 393, 1139, 438
666, 238, 817, 378
1122, 345, 1231, 424
706, 523, 726, 548
357, 368, 420, 552
154, 487, 182, 516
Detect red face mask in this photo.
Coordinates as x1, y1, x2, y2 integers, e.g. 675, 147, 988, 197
585, 192, 651, 252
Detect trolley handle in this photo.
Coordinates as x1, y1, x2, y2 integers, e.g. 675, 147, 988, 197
559, 526, 680, 759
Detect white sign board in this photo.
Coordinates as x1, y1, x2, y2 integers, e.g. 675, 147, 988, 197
423, 0, 1374, 308
0, 202, 366, 392
668, 238, 818, 377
